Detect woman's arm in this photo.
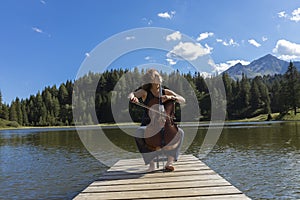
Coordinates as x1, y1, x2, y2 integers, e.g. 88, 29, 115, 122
163, 89, 186, 104
128, 89, 147, 103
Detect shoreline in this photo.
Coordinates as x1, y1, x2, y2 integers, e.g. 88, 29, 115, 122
1, 120, 298, 131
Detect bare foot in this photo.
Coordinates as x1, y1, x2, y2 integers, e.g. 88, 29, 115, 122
164, 165, 175, 172
147, 161, 155, 172
165, 156, 175, 172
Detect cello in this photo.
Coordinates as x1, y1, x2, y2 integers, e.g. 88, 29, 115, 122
143, 85, 181, 151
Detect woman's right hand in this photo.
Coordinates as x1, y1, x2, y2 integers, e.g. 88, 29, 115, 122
130, 96, 139, 103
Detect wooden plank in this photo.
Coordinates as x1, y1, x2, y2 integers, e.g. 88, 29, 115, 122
74, 186, 244, 200
99, 170, 217, 180
152, 194, 251, 200
90, 174, 229, 186
74, 194, 250, 200
73, 154, 250, 200
82, 179, 231, 193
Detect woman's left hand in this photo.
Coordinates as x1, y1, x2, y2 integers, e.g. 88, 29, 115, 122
161, 95, 176, 103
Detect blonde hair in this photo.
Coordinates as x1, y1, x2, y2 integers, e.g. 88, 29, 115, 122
143, 69, 162, 84
142, 68, 162, 91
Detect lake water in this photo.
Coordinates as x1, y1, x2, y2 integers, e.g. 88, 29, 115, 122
0, 122, 299, 199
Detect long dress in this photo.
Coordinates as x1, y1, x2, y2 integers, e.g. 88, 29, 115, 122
134, 89, 184, 165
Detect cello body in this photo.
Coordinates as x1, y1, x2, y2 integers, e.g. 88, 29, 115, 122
144, 97, 180, 151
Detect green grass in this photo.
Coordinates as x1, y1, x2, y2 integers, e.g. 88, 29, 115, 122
229, 113, 280, 122
277, 109, 300, 121
232, 109, 300, 122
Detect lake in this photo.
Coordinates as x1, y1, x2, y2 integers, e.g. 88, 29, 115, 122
0, 122, 299, 199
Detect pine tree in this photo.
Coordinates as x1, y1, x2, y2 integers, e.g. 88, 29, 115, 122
0, 90, 3, 119
15, 98, 23, 125
2, 104, 9, 120
283, 61, 300, 115
240, 74, 251, 109
270, 79, 281, 113
257, 78, 271, 114
250, 79, 260, 110
9, 101, 17, 122
21, 102, 28, 125
52, 97, 60, 123
222, 73, 232, 100
58, 84, 69, 105
27, 97, 36, 125
0, 90, 2, 109
65, 80, 73, 105
35, 93, 44, 125
195, 72, 208, 93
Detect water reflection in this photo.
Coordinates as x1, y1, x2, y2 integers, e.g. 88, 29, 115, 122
0, 129, 106, 200
191, 122, 300, 199
0, 122, 299, 199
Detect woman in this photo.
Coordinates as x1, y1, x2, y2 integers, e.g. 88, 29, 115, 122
128, 69, 185, 172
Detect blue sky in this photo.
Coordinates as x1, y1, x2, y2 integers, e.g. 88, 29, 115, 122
1, 0, 300, 103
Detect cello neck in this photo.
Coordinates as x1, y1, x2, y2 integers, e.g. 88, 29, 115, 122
158, 85, 165, 113
159, 84, 163, 105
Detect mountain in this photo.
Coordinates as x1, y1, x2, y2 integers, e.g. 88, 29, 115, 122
223, 54, 300, 79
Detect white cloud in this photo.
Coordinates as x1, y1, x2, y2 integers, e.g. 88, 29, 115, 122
212, 59, 250, 74
213, 63, 230, 74
204, 43, 213, 52
85, 53, 90, 57
167, 42, 212, 61
32, 27, 43, 33
166, 31, 182, 41
157, 11, 176, 19
158, 12, 171, 19
144, 56, 156, 63
196, 32, 214, 41
278, 11, 287, 18
200, 72, 212, 78
227, 39, 239, 46
32, 26, 51, 37
273, 39, 300, 60
277, 55, 299, 60
291, 8, 300, 22
278, 8, 300, 22
248, 39, 261, 47
166, 58, 177, 65
40, 0, 46, 4
125, 36, 135, 40
262, 36, 268, 42
217, 38, 239, 47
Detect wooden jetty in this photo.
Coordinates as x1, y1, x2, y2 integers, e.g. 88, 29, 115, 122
74, 154, 250, 199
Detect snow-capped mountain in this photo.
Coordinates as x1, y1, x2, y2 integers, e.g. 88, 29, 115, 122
223, 54, 300, 79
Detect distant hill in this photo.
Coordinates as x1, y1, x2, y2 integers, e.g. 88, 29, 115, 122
223, 54, 300, 79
